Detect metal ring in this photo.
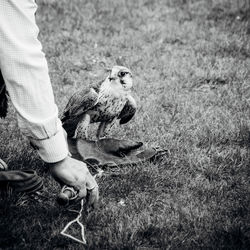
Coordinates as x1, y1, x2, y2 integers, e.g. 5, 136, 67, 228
61, 185, 78, 200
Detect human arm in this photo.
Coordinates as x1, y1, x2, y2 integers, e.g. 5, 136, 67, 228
0, 0, 98, 205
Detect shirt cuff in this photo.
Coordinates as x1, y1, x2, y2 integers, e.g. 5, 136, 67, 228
30, 128, 69, 163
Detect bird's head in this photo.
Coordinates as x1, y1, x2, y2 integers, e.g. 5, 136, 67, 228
107, 65, 133, 91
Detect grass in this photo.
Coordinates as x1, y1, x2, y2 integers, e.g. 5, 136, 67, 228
0, 0, 250, 249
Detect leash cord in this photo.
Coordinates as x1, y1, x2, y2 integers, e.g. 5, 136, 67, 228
60, 198, 86, 244
60, 173, 99, 245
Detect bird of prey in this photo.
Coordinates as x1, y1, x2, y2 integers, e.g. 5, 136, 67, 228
0, 70, 8, 119
61, 65, 136, 140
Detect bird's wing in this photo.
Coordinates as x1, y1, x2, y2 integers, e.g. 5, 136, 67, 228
118, 95, 137, 125
61, 86, 99, 122
91, 78, 104, 93
0, 70, 8, 119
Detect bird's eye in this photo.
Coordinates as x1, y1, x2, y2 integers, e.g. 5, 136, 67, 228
118, 71, 127, 78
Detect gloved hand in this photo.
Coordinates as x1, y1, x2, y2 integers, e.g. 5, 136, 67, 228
49, 156, 99, 208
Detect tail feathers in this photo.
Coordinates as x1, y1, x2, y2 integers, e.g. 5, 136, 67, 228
61, 112, 74, 138
61, 116, 79, 138
0, 71, 8, 118
62, 122, 76, 138
61, 111, 69, 123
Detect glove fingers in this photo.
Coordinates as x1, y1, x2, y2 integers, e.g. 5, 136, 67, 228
118, 141, 143, 153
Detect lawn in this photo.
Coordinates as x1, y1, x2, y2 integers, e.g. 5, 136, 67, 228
0, 0, 250, 249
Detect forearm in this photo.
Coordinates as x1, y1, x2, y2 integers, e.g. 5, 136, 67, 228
0, 0, 68, 162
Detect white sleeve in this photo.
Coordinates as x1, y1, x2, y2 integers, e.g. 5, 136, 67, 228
0, 0, 69, 163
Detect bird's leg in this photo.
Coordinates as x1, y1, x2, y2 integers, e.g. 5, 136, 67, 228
74, 114, 91, 139
104, 119, 116, 136
97, 122, 108, 140
97, 119, 116, 140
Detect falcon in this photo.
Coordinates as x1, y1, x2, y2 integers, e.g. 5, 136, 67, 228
61, 65, 136, 140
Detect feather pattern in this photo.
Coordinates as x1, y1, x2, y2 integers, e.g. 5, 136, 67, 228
61, 87, 99, 137
118, 97, 136, 124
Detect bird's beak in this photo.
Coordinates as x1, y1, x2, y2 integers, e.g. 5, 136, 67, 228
120, 79, 126, 85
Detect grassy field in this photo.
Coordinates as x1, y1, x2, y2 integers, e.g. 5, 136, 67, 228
0, 0, 250, 249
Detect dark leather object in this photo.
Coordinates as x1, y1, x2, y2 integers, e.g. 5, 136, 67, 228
0, 169, 43, 193
68, 138, 165, 167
